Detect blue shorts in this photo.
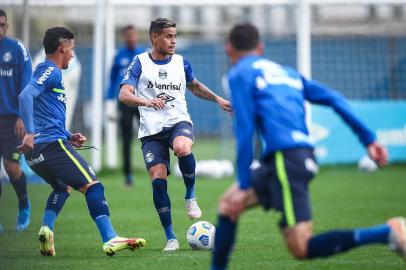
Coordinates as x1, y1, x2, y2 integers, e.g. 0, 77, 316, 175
0, 115, 21, 163
25, 139, 97, 191
141, 121, 194, 174
251, 148, 317, 229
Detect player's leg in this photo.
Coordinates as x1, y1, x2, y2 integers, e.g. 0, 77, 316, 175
274, 149, 402, 260
170, 122, 201, 219
211, 184, 259, 270
0, 164, 3, 233
142, 138, 177, 250
54, 139, 145, 255
3, 158, 30, 232
119, 102, 134, 186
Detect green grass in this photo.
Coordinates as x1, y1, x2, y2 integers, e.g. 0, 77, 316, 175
1, 164, 406, 270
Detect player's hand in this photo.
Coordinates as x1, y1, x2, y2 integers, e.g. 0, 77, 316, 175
216, 96, 233, 113
69, 133, 87, 148
15, 117, 26, 139
228, 188, 248, 221
146, 98, 166, 110
17, 133, 34, 154
367, 142, 388, 167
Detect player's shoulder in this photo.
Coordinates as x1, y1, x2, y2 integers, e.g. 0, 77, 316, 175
32, 61, 59, 85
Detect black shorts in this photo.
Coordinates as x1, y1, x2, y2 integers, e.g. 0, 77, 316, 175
141, 121, 194, 174
0, 115, 21, 163
25, 139, 97, 191
251, 148, 317, 229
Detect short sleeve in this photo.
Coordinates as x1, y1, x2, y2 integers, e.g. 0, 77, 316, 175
183, 58, 195, 83
121, 56, 142, 87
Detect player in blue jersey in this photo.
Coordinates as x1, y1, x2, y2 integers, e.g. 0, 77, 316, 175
18, 27, 145, 257
210, 24, 406, 270
0, 9, 32, 232
106, 25, 144, 186
120, 18, 232, 251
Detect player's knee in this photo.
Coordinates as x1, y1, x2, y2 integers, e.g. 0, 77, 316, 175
288, 242, 308, 260
149, 165, 167, 179
4, 162, 22, 180
217, 197, 231, 216
173, 144, 191, 157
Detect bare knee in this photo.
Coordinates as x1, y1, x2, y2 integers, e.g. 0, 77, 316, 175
173, 144, 191, 157
148, 164, 167, 180
3, 161, 22, 180
283, 222, 313, 260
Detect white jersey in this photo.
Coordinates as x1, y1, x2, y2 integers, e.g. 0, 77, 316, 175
126, 52, 193, 138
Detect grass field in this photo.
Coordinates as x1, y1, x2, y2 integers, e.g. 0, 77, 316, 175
1, 163, 406, 270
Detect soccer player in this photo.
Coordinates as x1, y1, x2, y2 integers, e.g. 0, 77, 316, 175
119, 18, 232, 251
0, 8, 32, 232
18, 27, 145, 256
106, 25, 144, 186
210, 23, 405, 270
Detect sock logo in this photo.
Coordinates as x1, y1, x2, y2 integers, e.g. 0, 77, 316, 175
183, 172, 195, 178
157, 207, 170, 214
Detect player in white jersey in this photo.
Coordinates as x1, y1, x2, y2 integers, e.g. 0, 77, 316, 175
120, 18, 232, 251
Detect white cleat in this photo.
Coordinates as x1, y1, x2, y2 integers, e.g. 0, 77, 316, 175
185, 198, 202, 220
387, 217, 406, 261
163, 239, 179, 251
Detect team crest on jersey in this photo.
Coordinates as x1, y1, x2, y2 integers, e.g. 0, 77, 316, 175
158, 69, 167, 79
58, 94, 67, 104
3, 52, 12, 62
145, 151, 154, 163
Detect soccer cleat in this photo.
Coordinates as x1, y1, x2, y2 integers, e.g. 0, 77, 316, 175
387, 217, 406, 261
163, 239, 179, 251
185, 198, 202, 219
103, 236, 146, 257
38, 226, 55, 256
16, 200, 31, 232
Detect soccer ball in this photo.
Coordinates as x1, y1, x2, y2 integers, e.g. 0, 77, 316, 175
186, 221, 216, 250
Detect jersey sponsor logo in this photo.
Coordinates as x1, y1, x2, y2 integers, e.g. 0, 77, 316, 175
27, 153, 45, 166
158, 68, 167, 79
17, 41, 30, 62
145, 151, 154, 163
0, 68, 13, 77
253, 60, 303, 90
58, 94, 67, 104
37, 66, 54, 85
3, 51, 12, 62
147, 80, 181, 91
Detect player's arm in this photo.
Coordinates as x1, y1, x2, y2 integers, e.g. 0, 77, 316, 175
18, 84, 40, 153
119, 56, 165, 110
119, 84, 165, 110
184, 58, 232, 112
187, 79, 232, 112
302, 77, 388, 166
15, 41, 33, 139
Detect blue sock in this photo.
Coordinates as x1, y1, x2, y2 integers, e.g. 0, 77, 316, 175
95, 215, 117, 243
10, 173, 28, 209
211, 215, 237, 270
178, 153, 196, 199
43, 190, 70, 230
85, 183, 116, 243
354, 224, 390, 245
307, 230, 356, 258
152, 178, 175, 240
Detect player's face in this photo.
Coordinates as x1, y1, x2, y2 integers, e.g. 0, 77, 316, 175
61, 39, 75, 70
155, 27, 176, 56
123, 28, 138, 50
0, 16, 8, 40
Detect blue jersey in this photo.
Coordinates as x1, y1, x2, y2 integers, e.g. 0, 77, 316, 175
106, 46, 144, 99
19, 60, 71, 144
229, 55, 376, 189
0, 36, 32, 116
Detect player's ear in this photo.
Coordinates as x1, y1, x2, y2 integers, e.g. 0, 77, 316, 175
256, 43, 264, 55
